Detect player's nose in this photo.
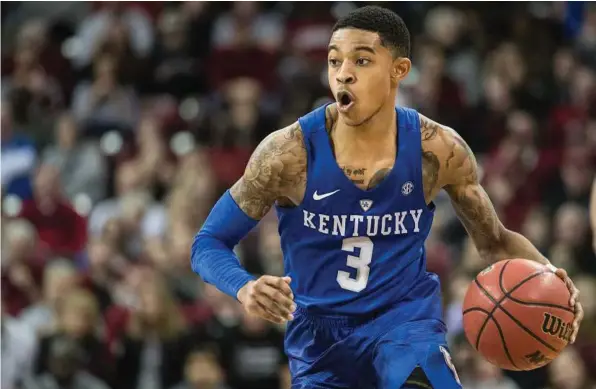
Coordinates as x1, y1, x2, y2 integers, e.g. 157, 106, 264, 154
336, 65, 355, 84
336, 74, 355, 84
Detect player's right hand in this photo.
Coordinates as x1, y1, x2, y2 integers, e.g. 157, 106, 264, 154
237, 276, 296, 324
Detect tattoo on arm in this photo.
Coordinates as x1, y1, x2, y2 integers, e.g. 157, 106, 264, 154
230, 123, 307, 219
421, 114, 548, 264
442, 128, 504, 255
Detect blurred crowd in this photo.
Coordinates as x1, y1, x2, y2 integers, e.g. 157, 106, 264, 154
1, 2, 595, 389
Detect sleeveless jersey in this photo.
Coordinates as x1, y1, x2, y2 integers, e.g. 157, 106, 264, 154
275, 104, 443, 319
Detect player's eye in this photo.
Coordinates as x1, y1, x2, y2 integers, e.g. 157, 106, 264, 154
328, 58, 341, 67
356, 58, 371, 66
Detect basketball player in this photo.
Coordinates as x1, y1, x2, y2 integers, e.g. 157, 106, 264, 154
191, 6, 583, 389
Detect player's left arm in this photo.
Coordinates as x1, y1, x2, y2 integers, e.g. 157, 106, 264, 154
420, 115, 584, 343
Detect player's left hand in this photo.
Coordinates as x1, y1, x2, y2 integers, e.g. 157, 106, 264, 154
553, 267, 584, 344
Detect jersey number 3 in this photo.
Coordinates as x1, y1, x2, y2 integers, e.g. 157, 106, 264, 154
337, 237, 373, 292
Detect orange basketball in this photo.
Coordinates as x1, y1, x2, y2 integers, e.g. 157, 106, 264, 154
462, 259, 574, 371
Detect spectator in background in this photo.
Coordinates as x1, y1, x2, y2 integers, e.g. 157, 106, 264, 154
1, 98, 36, 200
42, 113, 108, 205
150, 8, 206, 99
1, 219, 43, 316
153, 229, 198, 304
34, 288, 112, 384
184, 284, 241, 341
23, 334, 111, 389
220, 313, 285, 389
548, 347, 593, 389
1, 307, 38, 389
549, 202, 594, 275
1, 20, 64, 145
545, 145, 594, 214
182, 1, 214, 61
82, 238, 127, 313
72, 2, 154, 69
19, 164, 88, 257
19, 260, 78, 335
89, 191, 159, 259
111, 270, 188, 389
212, 2, 283, 53
71, 51, 138, 132
3, 41, 63, 111
170, 343, 229, 389
124, 114, 177, 192
444, 273, 472, 341
209, 3, 282, 89
520, 208, 551, 254
411, 38, 464, 128
463, 356, 520, 389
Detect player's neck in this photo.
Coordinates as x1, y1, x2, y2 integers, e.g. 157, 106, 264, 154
336, 102, 397, 146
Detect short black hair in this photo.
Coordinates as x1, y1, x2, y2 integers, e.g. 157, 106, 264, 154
332, 6, 410, 58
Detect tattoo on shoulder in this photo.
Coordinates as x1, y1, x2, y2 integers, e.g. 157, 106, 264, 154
420, 116, 441, 141
419, 115, 443, 201
419, 114, 479, 201
445, 127, 478, 183
230, 123, 307, 219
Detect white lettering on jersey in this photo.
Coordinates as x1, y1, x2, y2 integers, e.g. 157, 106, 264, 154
350, 215, 364, 237
332, 215, 347, 236
366, 215, 380, 236
303, 210, 316, 229
303, 209, 424, 237
394, 211, 408, 234
318, 214, 330, 234
381, 214, 392, 236
409, 209, 423, 233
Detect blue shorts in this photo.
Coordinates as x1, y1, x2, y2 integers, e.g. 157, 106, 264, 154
285, 306, 462, 389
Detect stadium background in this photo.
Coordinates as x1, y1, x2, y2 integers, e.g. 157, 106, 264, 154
1, 2, 595, 389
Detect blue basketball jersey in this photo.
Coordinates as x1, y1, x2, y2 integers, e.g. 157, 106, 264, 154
275, 104, 443, 321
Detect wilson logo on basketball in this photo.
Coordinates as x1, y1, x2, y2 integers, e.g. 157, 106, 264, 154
541, 313, 572, 342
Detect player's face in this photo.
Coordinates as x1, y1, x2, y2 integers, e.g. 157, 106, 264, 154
328, 29, 410, 126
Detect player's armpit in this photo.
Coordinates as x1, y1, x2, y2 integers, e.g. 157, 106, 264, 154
230, 122, 307, 220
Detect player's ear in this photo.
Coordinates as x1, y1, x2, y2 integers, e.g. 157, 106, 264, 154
391, 57, 411, 84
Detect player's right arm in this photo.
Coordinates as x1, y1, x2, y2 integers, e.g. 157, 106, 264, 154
191, 122, 306, 324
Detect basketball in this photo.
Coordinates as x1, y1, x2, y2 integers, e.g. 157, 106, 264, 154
462, 259, 574, 371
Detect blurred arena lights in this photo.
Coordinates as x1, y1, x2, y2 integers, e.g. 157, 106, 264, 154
170, 131, 196, 156
61, 37, 81, 60
2, 195, 22, 217
179, 97, 201, 122
100, 130, 123, 156
73, 193, 93, 216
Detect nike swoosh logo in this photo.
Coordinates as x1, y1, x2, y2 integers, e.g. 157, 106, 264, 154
313, 189, 341, 200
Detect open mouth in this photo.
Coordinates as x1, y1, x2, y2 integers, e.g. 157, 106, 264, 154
337, 91, 355, 111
